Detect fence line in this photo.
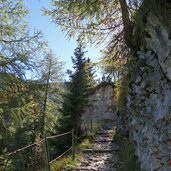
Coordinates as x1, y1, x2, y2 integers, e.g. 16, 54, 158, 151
0, 120, 94, 171
0, 131, 72, 158
47, 131, 71, 139
3, 142, 37, 157
49, 146, 72, 164
76, 133, 87, 141
47, 130, 86, 164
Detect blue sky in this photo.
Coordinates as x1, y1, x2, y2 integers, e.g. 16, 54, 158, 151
24, 0, 102, 79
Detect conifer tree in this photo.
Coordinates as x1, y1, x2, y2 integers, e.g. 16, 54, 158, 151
58, 45, 95, 137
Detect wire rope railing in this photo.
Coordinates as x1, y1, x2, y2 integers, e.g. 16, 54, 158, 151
0, 119, 96, 171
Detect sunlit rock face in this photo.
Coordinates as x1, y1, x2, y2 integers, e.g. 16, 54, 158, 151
145, 14, 171, 82
127, 13, 171, 171
81, 84, 114, 130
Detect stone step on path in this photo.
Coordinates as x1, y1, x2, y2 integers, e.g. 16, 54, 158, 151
75, 123, 124, 171
83, 149, 118, 153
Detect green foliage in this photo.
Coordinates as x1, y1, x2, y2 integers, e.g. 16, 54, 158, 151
0, 0, 44, 78
0, 80, 63, 170
44, 0, 120, 45
36, 50, 64, 83
45, 0, 143, 76
116, 132, 139, 171
78, 138, 92, 151
122, 142, 137, 171
52, 45, 95, 159
99, 54, 127, 82
0, 60, 63, 171
0, 4, 45, 165
51, 154, 80, 171
115, 74, 130, 112
35, 49, 64, 136
132, 9, 145, 49
50, 131, 93, 171
45, 0, 128, 65
46, 0, 167, 81
0, 1, 64, 170
58, 45, 95, 136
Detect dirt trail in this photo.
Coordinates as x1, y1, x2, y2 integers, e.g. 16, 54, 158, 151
75, 122, 124, 171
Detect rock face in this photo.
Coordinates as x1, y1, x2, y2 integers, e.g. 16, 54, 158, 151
81, 85, 114, 131
127, 13, 171, 171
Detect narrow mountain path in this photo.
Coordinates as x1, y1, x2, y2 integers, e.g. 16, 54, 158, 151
75, 122, 124, 171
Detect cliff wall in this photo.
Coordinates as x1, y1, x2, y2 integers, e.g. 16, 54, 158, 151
127, 14, 171, 171
81, 84, 114, 130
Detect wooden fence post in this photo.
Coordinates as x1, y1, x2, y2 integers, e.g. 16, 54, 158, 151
45, 136, 51, 171
44, 135, 51, 171
72, 129, 75, 160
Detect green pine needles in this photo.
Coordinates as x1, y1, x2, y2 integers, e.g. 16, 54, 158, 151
58, 44, 95, 138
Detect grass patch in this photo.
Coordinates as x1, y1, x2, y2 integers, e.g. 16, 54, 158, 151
78, 138, 92, 151
108, 127, 116, 139
50, 134, 94, 171
50, 154, 80, 171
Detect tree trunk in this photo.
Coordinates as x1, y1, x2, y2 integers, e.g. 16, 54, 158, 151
41, 67, 51, 136
119, 0, 133, 48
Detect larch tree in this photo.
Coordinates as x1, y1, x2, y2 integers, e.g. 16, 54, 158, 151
0, 0, 44, 76
45, 0, 168, 78
0, 0, 44, 170
31, 49, 64, 170
0, 0, 44, 108
36, 49, 64, 137
44, 0, 136, 77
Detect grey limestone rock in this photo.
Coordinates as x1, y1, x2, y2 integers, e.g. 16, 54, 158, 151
127, 13, 171, 171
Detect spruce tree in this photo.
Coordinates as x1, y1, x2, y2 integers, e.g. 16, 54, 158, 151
58, 45, 95, 137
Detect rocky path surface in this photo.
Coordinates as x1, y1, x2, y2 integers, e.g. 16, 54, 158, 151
75, 123, 124, 171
